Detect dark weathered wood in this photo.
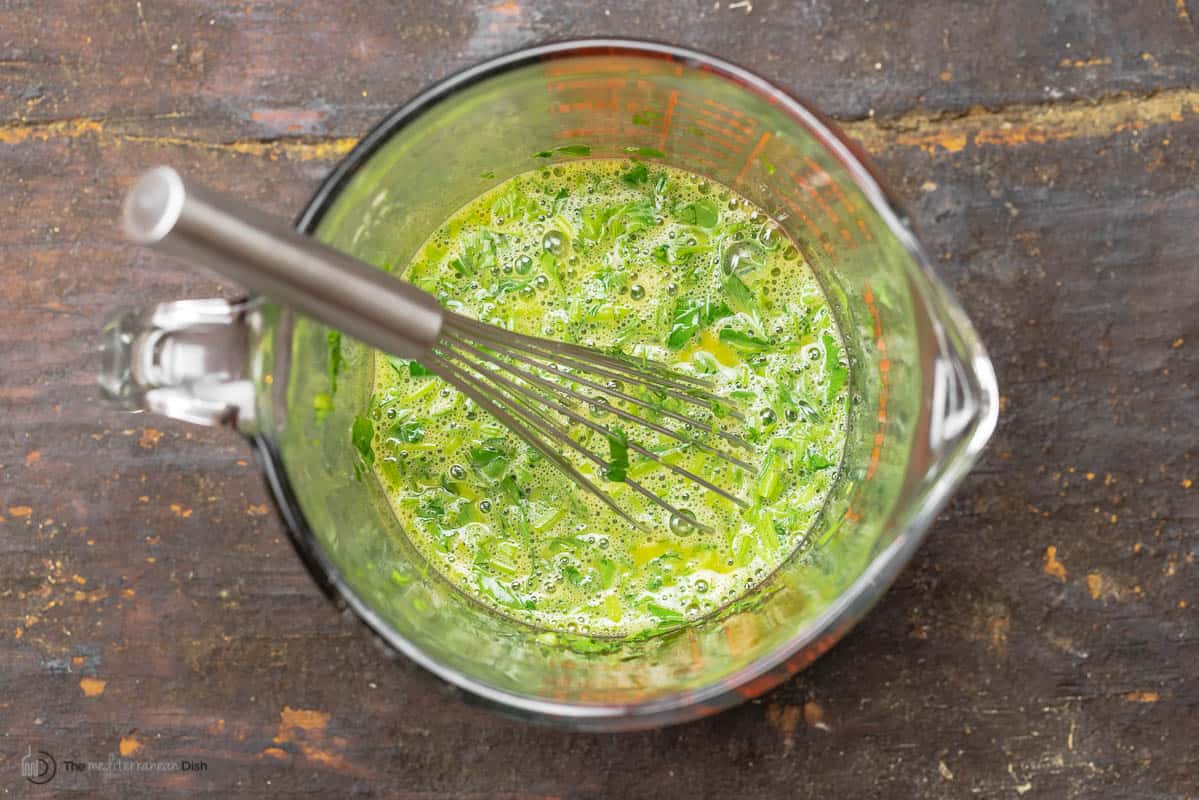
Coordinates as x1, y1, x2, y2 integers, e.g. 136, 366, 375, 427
1, 2, 1196, 797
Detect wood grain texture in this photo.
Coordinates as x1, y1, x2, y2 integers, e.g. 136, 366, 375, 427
1, 1, 1196, 797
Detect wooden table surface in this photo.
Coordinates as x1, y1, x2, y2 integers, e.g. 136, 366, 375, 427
2, 2, 1197, 797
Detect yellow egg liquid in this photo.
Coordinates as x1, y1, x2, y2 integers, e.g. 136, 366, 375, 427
364, 159, 849, 639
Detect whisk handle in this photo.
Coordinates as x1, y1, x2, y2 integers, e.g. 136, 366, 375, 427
122, 166, 444, 360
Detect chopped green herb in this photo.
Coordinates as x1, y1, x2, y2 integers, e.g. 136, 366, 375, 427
387, 356, 433, 377
645, 602, 685, 624
604, 426, 629, 482
551, 187, 569, 216
631, 110, 661, 126
534, 144, 592, 158
755, 449, 785, 501
470, 437, 512, 483
579, 200, 655, 245
621, 162, 649, 186
667, 297, 732, 350
539, 250, 561, 286
393, 420, 426, 443
673, 198, 719, 228
313, 392, 333, 420
805, 449, 834, 471
326, 330, 343, 394
451, 229, 498, 276
823, 332, 848, 401
351, 415, 374, 466
477, 574, 528, 609
491, 185, 540, 223
718, 328, 772, 352
652, 172, 669, 201
722, 274, 760, 320
624, 146, 666, 158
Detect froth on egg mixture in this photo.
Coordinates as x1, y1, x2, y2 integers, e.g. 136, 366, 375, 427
362, 159, 850, 639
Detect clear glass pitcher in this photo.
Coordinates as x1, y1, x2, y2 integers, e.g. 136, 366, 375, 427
98, 40, 997, 730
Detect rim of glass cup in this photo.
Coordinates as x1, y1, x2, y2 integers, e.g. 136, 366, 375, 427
255, 38, 998, 729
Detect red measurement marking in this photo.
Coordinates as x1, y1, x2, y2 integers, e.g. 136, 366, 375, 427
772, 188, 834, 255
659, 89, 678, 148
674, 105, 748, 151
688, 629, 704, 672
855, 217, 874, 242
689, 118, 746, 152
702, 96, 756, 121
683, 139, 733, 163
780, 161, 842, 225
543, 55, 677, 78
546, 78, 629, 92
686, 105, 753, 142
552, 100, 621, 114
735, 131, 772, 184
553, 128, 619, 140
862, 282, 889, 481
682, 153, 723, 172
699, 105, 757, 138
805, 156, 858, 215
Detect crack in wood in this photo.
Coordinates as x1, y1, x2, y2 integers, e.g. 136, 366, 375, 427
0, 87, 1195, 162
842, 86, 1199, 154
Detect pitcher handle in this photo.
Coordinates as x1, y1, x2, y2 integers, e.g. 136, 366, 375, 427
98, 297, 259, 428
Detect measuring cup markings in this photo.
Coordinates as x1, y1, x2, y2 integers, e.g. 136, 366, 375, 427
552, 127, 619, 139
681, 107, 754, 143
674, 116, 745, 154
855, 218, 874, 242
701, 94, 758, 122
778, 160, 843, 226
800, 161, 873, 245
686, 102, 759, 139
768, 189, 834, 256
734, 130, 772, 184
546, 78, 630, 92
862, 282, 890, 482
807, 156, 860, 215
553, 100, 625, 114
672, 139, 731, 165
657, 90, 678, 147
834, 283, 891, 528
542, 53, 682, 79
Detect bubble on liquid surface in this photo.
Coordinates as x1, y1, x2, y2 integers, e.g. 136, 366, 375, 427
669, 509, 697, 536
629, 284, 645, 300
542, 230, 567, 254
722, 240, 765, 275
515, 255, 533, 274
759, 225, 782, 250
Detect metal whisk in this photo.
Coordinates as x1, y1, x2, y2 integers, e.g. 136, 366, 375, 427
122, 167, 752, 528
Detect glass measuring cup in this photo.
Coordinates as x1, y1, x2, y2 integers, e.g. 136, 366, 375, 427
99, 40, 998, 730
